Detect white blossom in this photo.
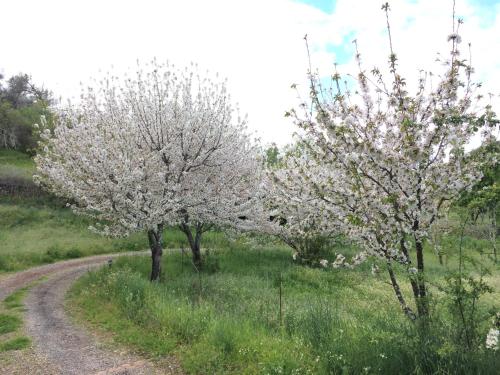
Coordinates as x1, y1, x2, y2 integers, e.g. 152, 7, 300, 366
486, 328, 499, 350
278, 10, 497, 319
34, 60, 260, 278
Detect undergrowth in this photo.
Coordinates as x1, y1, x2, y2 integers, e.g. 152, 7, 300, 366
69, 246, 500, 374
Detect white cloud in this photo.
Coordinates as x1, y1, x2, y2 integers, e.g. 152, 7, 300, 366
1, 0, 499, 145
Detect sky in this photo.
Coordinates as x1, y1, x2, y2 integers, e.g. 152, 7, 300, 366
1, 0, 500, 146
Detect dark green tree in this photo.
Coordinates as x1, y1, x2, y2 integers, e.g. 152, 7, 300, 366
457, 139, 499, 263
0, 72, 53, 153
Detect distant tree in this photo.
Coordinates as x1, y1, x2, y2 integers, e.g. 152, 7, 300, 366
177, 147, 261, 268
458, 139, 499, 263
265, 143, 280, 167
256, 143, 343, 266
458, 140, 499, 209
0, 72, 53, 152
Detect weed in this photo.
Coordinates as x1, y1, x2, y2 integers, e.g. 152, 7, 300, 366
0, 314, 21, 334
3, 288, 28, 310
0, 337, 31, 352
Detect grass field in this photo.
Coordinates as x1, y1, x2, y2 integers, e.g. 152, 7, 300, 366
68, 235, 500, 374
0, 150, 35, 181
0, 150, 145, 272
0, 194, 230, 273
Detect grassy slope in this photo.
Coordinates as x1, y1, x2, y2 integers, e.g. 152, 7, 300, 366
69, 239, 500, 375
0, 150, 227, 273
0, 150, 144, 272
0, 150, 35, 180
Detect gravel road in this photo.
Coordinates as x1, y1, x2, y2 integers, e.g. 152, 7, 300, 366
0, 252, 146, 301
0, 252, 183, 375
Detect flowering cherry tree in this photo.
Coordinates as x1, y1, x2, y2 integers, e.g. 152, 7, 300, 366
285, 4, 498, 319
259, 144, 341, 265
35, 61, 256, 280
176, 127, 261, 269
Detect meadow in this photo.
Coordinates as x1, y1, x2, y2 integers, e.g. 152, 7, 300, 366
0, 150, 34, 181
68, 232, 500, 374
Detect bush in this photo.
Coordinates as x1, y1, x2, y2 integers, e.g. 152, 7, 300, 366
0, 256, 8, 272
290, 235, 339, 266
43, 246, 63, 262
65, 248, 83, 259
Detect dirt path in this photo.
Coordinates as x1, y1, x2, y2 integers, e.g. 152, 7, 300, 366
0, 252, 146, 301
0, 252, 182, 375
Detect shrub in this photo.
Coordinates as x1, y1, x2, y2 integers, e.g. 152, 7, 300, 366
290, 235, 340, 266
65, 248, 83, 259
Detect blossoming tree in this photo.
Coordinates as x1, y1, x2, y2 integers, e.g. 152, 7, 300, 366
260, 144, 341, 265
35, 61, 256, 280
286, 4, 498, 319
175, 125, 261, 269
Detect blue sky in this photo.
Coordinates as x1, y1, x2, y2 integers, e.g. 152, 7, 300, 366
296, 0, 335, 13
298, 0, 500, 63
298, 0, 500, 14
472, 0, 500, 5
293, 0, 500, 148
296, 0, 500, 87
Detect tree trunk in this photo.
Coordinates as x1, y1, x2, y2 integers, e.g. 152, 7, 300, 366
387, 261, 416, 321
148, 224, 164, 281
414, 239, 428, 318
180, 222, 204, 270
490, 211, 497, 264
193, 224, 203, 269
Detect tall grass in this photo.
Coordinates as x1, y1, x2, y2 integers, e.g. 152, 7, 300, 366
69, 245, 500, 374
0, 286, 31, 354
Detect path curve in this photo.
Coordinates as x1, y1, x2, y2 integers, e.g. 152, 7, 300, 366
0, 252, 182, 375
0, 252, 147, 301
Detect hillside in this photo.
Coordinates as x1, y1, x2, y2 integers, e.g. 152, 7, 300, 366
0, 151, 147, 272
